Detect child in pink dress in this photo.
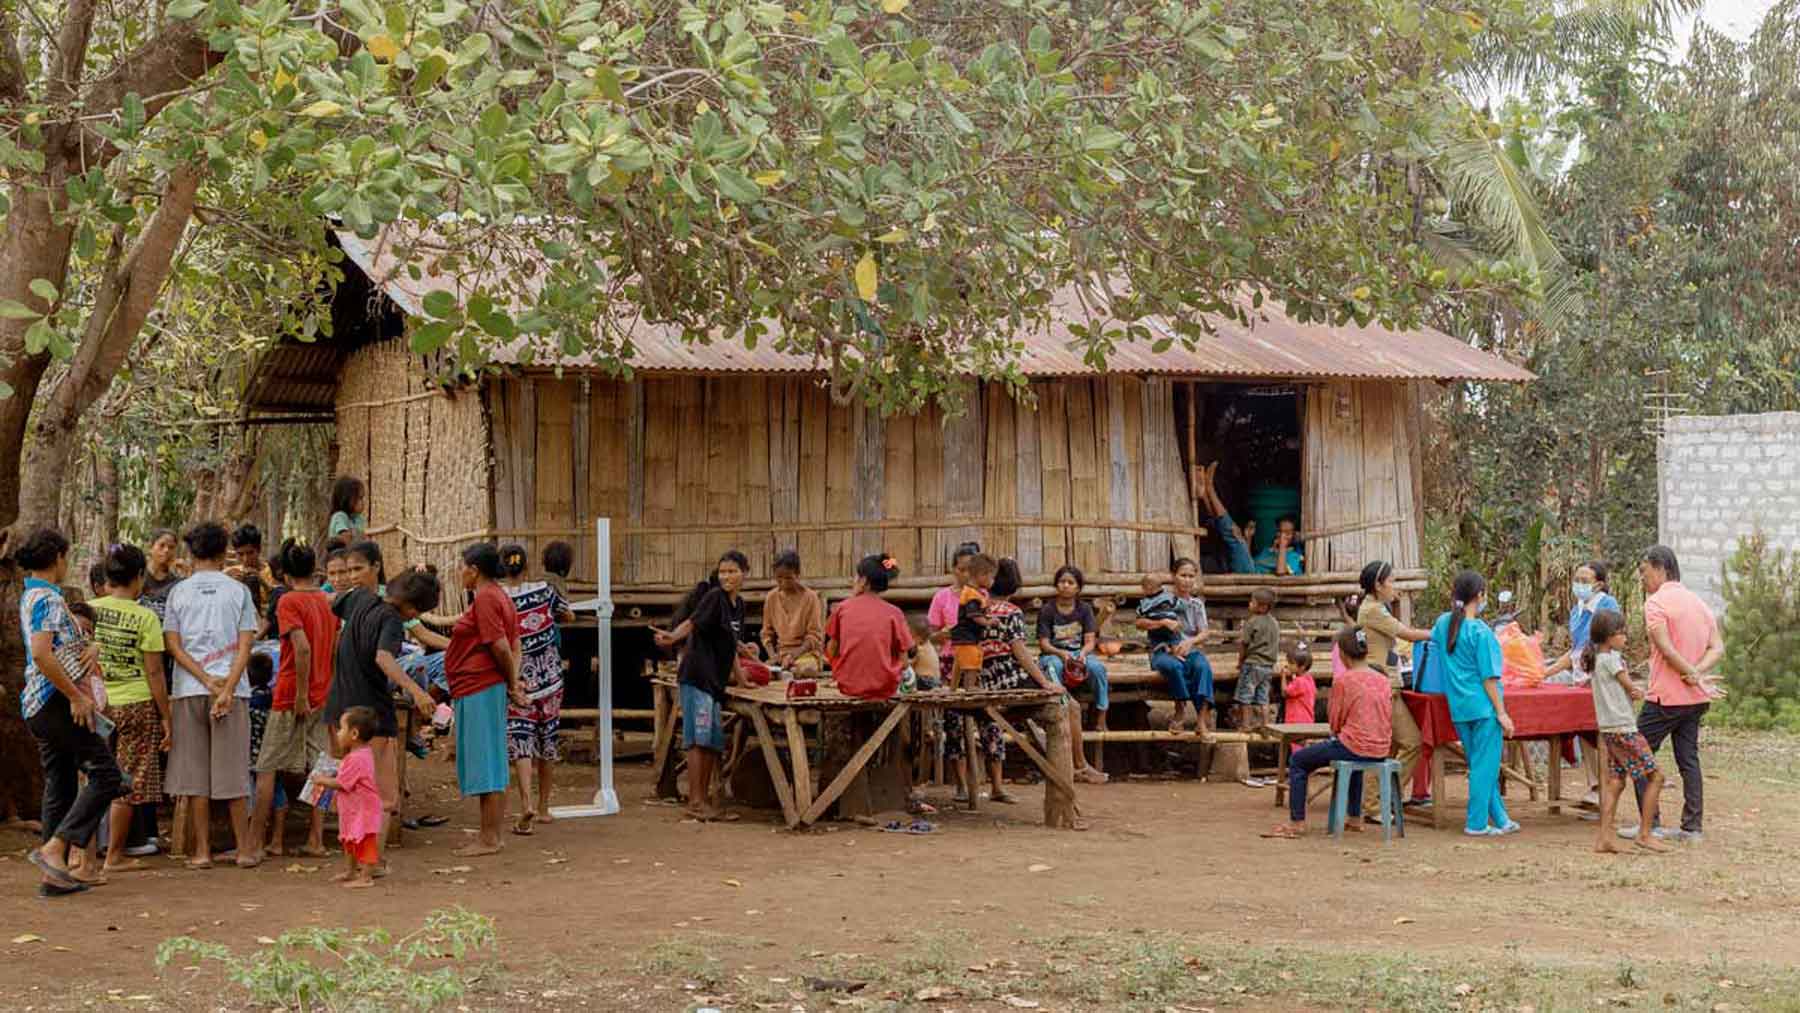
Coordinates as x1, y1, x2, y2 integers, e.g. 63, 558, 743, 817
317, 706, 384, 889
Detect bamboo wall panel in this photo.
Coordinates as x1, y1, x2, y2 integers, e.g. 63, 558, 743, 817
742, 377, 774, 577
587, 379, 632, 585
672, 377, 707, 580
1065, 380, 1105, 572
942, 397, 984, 556
705, 377, 746, 568
769, 378, 801, 562
1014, 385, 1045, 574
1138, 378, 1173, 569
1036, 382, 1071, 568
911, 404, 945, 572
852, 403, 885, 563
825, 399, 854, 572
1299, 381, 1422, 573
1359, 382, 1401, 569
624, 381, 646, 583
883, 406, 918, 569
570, 381, 592, 583
1104, 376, 1143, 572
533, 377, 576, 573
981, 386, 1017, 561
641, 378, 679, 584
797, 382, 830, 577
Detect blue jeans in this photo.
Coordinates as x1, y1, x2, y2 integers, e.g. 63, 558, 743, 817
1288, 737, 1378, 823
1039, 653, 1110, 712
1455, 716, 1513, 833
397, 651, 448, 696
1150, 649, 1214, 703
1212, 510, 1256, 574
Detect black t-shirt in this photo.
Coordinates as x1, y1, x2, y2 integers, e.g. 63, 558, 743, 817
263, 584, 288, 640
139, 572, 181, 624
1036, 600, 1097, 654
677, 587, 745, 700
326, 587, 405, 737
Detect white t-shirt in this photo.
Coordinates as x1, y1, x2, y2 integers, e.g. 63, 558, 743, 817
163, 569, 260, 700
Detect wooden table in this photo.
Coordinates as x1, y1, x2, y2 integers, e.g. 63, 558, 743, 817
651, 678, 1077, 829
1404, 687, 1598, 830
1267, 722, 1331, 807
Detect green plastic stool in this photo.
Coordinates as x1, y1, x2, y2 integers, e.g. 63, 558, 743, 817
1326, 758, 1405, 843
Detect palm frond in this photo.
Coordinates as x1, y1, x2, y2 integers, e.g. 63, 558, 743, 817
1466, 0, 1706, 92
1437, 107, 1583, 331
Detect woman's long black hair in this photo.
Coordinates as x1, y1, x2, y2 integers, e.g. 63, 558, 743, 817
1446, 570, 1487, 655
330, 476, 365, 517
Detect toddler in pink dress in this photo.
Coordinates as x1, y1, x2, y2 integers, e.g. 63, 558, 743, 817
318, 706, 384, 888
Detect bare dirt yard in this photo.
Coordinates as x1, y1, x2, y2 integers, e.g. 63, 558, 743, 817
3, 731, 1799, 1013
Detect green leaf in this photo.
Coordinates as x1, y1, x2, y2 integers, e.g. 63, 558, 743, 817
1082, 126, 1128, 152
23, 319, 54, 355
27, 279, 57, 302
421, 290, 460, 319
167, 0, 206, 18
0, 299, 40, 320
0, 380, 13, 399
713, 166, 763, 205
410, 320, 455, 354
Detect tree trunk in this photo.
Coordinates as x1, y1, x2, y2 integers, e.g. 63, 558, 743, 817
218, 428, 264, 523
12, 164, 203, 544
96, 444, 120, 550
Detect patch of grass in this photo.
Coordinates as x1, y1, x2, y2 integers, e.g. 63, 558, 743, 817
635, 935, 726, 985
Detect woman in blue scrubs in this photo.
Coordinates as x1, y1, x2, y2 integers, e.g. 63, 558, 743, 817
1429, 570, 1519, 837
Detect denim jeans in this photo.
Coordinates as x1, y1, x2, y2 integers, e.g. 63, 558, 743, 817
1634, 700, 1708, 832
1211, 510, 1257, 575
1288, 737, 1378, 823
397, 650, 448, 696
1039, 653, 1110, 712
26, 693, 126, 849
1150, 649, 1214, 703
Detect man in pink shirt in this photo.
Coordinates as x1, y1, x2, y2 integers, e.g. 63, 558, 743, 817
1627, 545, 1723, 844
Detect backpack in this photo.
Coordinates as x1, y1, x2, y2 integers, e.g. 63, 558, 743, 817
1411, 613, 1452, 694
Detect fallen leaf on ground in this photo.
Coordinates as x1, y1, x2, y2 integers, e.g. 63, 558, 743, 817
1393, 916, 1416, 925
1026, 863, 1053, 873
256, 936, 277, 945
11, 934, 43, 944
1453, 983, 1475, 996
546, 858, 568, 865
284, 863, 319, 874
1002, 997, 1041, 1009
724, 878, 743, 887
914, 985, 958, 1001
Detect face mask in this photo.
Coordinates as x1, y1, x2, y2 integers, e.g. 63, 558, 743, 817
1572, 582, 1594, 602
1475, 600, 1487, 616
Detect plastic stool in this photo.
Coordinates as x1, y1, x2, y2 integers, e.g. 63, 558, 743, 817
1326, 758, 1406, 843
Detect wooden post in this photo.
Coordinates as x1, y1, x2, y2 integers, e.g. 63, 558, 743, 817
801, 703, 911, 825
783, 708, 814, 815
961, 713, 982, 811
1038, 702, 1078, 829
742, 704, 799, 827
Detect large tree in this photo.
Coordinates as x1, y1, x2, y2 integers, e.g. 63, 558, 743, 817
0, 0, 1537, 814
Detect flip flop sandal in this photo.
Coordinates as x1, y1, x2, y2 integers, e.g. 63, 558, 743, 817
1259, 826, 1301, 839
990, 793, 1020, 805
38, 880, 90, 898
417, 814, 450, 827
28, 850, 81, 888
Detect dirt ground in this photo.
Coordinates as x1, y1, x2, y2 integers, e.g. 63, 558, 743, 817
4, 731, 1799, 1012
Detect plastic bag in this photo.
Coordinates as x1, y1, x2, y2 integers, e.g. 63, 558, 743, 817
1497, 622, 1546, 687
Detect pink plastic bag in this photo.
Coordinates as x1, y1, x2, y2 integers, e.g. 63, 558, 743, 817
1497, 622, 1546, 687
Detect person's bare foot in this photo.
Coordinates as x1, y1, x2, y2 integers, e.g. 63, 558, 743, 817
71, 865, 108, 886
1595, 839, 1625, 855
236, 853, 263, 869
536, 810, 555, 824
101, 858, 149, 874
343, 877, 374, 889
1343, 818, 1366, 833
267, 843, 286, 857
185, 858, 214, 870
452, 842, 502, 857
512, 811, 535, 836
332, 869, 355, 882
297, 844, 330, 858
1075, 767, 1109, 785
1634, 836, 1672, 854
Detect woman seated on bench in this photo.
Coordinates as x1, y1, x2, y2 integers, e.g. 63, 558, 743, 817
1264, 625, 1391, 839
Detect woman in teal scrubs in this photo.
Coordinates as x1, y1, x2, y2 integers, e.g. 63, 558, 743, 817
1428, 570, 1519, 837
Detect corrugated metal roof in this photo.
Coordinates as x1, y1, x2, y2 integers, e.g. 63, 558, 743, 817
335, 228, 1534, 384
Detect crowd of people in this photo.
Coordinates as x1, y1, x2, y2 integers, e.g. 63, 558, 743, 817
16, 467, 1727, 897
15, 476, 583, 898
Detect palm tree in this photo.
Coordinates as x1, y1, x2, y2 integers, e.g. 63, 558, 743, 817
1434, 0, 1705, 331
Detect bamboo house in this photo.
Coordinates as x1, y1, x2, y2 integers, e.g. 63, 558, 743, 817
246, 230, 1534, 624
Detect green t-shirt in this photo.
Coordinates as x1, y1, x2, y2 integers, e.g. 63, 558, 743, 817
90, 595, 164, 708
1242, 613, 1281, 667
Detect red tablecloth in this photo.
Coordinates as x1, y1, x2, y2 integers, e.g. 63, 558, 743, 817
1403, 685, 1597, 747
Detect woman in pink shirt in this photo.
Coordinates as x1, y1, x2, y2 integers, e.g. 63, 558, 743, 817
1265, 626, 1392, 838
927, 543, 981, 803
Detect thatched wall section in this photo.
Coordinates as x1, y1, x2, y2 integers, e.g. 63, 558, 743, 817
1300, 380, 1423, 573
333, 341, 490, 602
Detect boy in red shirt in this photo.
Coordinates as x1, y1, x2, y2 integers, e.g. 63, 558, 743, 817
249, 542, 338, 862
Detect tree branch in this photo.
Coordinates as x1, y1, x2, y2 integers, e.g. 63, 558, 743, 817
0, 10, 27, 105
47, 0, 98, 104
70, 19, 221, 161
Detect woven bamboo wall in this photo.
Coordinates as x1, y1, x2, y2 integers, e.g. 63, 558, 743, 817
1300, 380, 1421, 572
489, 373, 1202, 589
334, 341, 491, 611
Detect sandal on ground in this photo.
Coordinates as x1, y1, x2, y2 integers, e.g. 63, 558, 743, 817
28, 849, 82, 888
1260, 824, 1301, 839
1075, 768, 1110, 785
880, 819, 938, 835
907, 800, 939, 816
512, 812, 535, 836
990, 791, 1020, 805
416, 814, 451, 828
38, 880, 90, 897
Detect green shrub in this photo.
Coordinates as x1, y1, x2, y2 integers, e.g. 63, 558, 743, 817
157, 907, 496, 1012
1714, 533, 1800, 732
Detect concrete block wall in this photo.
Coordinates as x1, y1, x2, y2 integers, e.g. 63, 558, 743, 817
1658, 412, 1800, 613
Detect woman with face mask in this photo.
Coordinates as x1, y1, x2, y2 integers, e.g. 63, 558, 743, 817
1428, 570, 1518, 837
1545, 561, 1620, 682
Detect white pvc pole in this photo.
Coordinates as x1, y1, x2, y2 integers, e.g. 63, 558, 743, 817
549, 516, 619, 818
